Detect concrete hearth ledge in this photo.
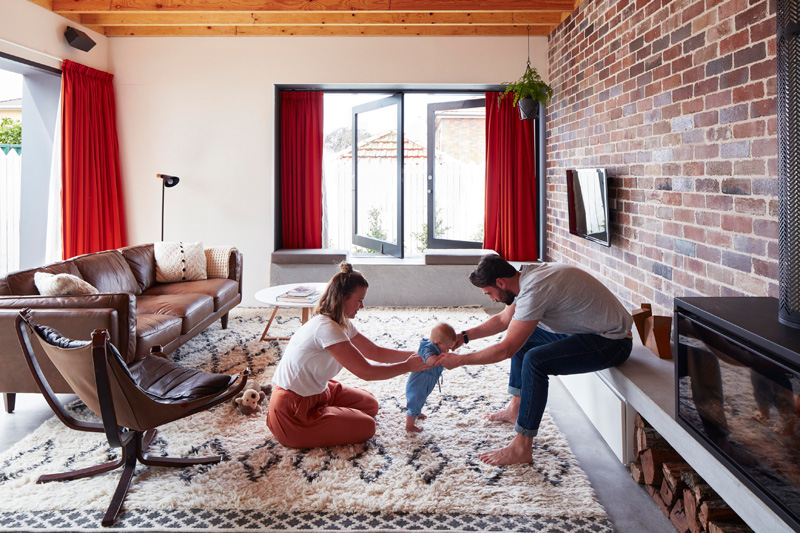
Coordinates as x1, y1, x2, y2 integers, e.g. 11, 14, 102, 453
599, 337, 794, 533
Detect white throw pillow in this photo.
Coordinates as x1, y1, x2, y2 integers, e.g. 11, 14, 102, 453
34, 272, 99, 296
204, 246, 237, 279
154, 241, 207, 283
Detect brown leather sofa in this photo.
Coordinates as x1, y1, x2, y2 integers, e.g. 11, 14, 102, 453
0, 243, 243, 413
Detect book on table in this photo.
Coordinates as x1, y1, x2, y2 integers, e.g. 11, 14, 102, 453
276, 286, 320, 304
285, 285, 317, 297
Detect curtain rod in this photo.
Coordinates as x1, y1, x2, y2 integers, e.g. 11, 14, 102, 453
0, 38, 63, 64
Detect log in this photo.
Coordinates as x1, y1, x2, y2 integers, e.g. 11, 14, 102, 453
653, 490, 674, 517
683, 488, 703, 533
700, 500, 738, 528
660, 477, 678, 507
669, 498, 690, 533
681, 470, 706, 491
641, 448, 682, 485
630, 461, 645, 484
662, 461, 692, 493
634, 412, 651, 429
692, 480, 717, 504
708, 521, 753, 533
635, 426, 670, 454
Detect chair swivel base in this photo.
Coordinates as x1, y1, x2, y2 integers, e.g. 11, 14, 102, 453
36, 428, 222, 527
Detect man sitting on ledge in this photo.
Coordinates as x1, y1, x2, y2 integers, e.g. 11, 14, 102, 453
438, 255, 633, 465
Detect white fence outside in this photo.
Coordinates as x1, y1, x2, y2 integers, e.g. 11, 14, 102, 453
0, 146, 21, 274
323, 154, 484, 256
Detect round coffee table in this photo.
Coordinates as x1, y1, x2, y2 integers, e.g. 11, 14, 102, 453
254, 283, 327, 341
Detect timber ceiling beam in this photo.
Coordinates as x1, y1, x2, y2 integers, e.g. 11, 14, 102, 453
38, 0, 579, 37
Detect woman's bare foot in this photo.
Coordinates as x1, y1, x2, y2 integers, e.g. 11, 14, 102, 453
479, 434, 533, 465
406, 415, 423, 433
485, 396, 520, 423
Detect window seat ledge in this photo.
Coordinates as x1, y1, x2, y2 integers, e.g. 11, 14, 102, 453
423, 249, 497, 265
271, 249, 347, 265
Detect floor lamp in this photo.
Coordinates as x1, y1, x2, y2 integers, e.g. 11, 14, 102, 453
156, 174, 180, 241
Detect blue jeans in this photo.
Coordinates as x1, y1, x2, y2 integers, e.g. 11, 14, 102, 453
508, 327, 632, 438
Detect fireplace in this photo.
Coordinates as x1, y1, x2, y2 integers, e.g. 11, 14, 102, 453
674, 297, 800, 531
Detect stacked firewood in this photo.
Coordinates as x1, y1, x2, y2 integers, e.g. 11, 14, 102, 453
629, 414, 753, 533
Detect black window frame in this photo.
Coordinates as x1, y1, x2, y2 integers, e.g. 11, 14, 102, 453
274, 84, 547, 261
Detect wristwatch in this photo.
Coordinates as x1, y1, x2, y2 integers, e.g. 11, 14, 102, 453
461, 330, 469, 345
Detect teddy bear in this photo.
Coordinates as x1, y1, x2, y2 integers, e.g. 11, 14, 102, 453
232, 381, 271, 416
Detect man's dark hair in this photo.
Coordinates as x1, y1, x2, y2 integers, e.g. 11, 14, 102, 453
469, 254, 518, 288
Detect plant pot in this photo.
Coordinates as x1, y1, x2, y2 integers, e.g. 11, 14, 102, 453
517, 98, 538, 120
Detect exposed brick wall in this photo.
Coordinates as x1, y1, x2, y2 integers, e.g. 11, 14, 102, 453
546, 0, 778, 315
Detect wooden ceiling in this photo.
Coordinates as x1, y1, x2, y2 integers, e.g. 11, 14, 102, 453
30, 1, 580, 37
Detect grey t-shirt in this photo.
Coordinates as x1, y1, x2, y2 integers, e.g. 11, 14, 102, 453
512, 263, 632, 339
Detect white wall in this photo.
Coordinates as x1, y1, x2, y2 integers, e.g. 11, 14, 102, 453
0, 0, 108, 72
110, 36, 548, 305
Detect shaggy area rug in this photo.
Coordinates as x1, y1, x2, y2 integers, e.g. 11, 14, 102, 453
0, 307, 612, 532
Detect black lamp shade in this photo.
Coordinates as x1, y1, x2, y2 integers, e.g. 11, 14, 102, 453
157, 174, 180, 187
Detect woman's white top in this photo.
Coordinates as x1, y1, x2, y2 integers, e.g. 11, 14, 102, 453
272, 314, 358, 396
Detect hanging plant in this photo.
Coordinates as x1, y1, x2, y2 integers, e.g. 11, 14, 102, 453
498, 26, 554, 119
498, 61, 554, 110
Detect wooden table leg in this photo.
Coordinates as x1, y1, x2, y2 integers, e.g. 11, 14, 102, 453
301, 307, 310, 324
260, 306, 291, 342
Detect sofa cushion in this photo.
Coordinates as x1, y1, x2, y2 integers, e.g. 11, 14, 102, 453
143, 279, 239, 312
135, 313, 183, 359
72, 251, 141, 295
137, 294, 214, 335
34, 272, 99, 296
4, 262, 84, 295
154, 241, 207, 283
121, 244, 156, 293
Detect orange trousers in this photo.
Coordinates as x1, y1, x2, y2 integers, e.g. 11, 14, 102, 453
266, 380, 379, 448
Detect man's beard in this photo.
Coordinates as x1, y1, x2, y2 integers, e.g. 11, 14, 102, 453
498, 288, 516, 306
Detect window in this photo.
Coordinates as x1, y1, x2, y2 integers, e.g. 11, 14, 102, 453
0, 53, 62, 273
276, 85, 545, 261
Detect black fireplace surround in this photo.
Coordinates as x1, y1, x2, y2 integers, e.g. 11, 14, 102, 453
675, 297, 800, 531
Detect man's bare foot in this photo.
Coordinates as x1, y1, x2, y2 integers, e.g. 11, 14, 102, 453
405, 415, 423, 433
417, 413, 427, 420
479, 434, 533, 465
485, 396, 520, 423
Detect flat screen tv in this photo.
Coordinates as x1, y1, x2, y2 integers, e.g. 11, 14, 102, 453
566, 168, 611, 247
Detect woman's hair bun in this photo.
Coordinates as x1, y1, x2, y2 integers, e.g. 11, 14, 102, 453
339, 261, 353, 274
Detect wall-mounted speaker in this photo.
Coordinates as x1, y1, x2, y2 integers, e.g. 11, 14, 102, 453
64, 26, 96, 52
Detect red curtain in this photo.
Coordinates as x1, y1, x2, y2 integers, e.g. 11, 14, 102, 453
280, 91, 323, 249
61, 60, 127, 259
483, 92, 538, 261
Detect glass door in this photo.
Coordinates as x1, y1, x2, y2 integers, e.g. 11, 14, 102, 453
352, 93, 404, 257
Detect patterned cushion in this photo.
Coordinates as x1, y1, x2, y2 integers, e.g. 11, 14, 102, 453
204, 246, 236, 279
154, 241, 207, 283
33, 272, 99, 296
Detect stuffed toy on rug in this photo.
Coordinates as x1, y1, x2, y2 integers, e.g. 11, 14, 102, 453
233, 382, 271, 416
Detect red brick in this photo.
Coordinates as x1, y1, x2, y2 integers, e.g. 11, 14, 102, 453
752, 139, 777, 159
721, 213, 754, 233
734, 197, 767, 215
751, 58, 776, 81
754, 219, 778, 239
682, 162, 704, 176
753, 258, 778, 279
684, 225, 706, 241
732, 120, 765, 138
732, 82, 765, 104
720, 29, 750, 56
705, 89, 732, 109
696, 211, 720, 227
751, 98, 776, 118
706, 195, 734, 211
